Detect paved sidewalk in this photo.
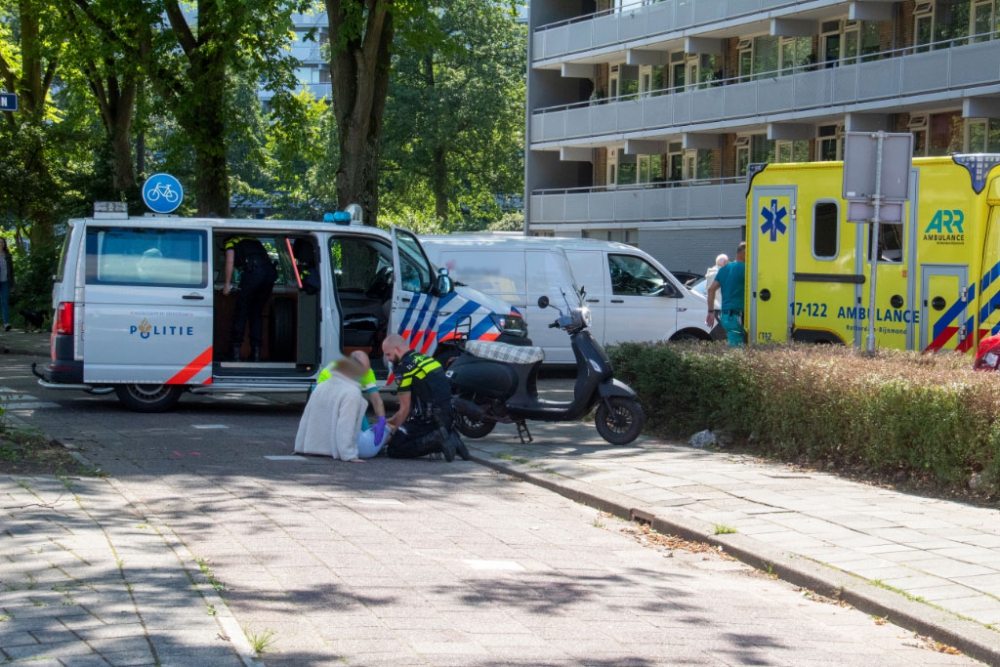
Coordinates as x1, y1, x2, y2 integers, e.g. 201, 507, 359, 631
472, 420, 1000, 658
0, 330, 50, 358
0, 473, 248, 666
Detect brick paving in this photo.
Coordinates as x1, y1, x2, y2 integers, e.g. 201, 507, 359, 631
0, 355, 988, 665
471, 415, 1000, 634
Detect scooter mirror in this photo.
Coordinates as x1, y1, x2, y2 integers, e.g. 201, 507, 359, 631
538, 296, 550, 309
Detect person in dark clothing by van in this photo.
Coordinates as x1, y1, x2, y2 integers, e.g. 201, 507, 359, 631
223, 236, 278, 362
0, 239, 14, 332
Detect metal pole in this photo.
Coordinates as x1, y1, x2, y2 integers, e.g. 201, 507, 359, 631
865, 132, 885, 354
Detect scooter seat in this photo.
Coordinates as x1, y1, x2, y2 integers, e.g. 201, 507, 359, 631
466, 340, 545, 365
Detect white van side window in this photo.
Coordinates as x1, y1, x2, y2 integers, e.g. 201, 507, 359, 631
86, 228, 207, 287
609, 254, 673, 297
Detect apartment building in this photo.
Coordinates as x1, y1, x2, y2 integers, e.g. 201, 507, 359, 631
260, 12, 331, 107
525, 0, 1000, 272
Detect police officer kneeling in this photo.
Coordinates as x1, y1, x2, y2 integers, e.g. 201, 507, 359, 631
382, 334, 469, 462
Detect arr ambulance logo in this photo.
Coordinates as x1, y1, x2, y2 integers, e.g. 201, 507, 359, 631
760, 199, 788, 242
923, 210, 965, 246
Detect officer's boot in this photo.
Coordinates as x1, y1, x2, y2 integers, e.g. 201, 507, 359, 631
418, 428, 454, 462
230, 345, 241, 362
451, 431, 470, 461
251, 346, 261, 363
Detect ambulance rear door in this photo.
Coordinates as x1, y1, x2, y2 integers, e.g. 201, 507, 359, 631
83, 223, 214, 384
750, 187, 796, 343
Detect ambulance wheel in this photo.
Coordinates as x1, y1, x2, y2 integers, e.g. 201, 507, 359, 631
114, 384, 183, 413
595, 397, 645, 445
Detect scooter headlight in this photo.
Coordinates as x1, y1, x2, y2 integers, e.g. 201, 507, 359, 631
581, 308, 593, 328
491, 312, 527, 337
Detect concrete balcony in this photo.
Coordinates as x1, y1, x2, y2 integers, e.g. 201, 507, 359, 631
530, 37, 1000, 146
530, 178, 746, 226
533, 0, 818, 63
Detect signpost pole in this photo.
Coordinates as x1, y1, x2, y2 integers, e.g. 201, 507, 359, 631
865, 132, 885, 354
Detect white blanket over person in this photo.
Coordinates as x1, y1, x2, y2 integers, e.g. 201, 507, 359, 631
294, 369, 366, 459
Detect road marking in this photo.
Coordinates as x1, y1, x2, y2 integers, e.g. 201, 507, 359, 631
264, 455, 321, 462
191, 424, 229, 430
463, 559, 525, 572
355, 498, 405, 506
8, 402, 60, 410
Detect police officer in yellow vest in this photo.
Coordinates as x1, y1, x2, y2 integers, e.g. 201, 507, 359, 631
382, 334, 469, 462
223, 236, 278, 361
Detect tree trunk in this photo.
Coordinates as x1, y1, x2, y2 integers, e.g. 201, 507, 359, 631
109, 99, 136, 194
180, 51, 229, 216
328, 2, 394, 227
18, 0, 55, 248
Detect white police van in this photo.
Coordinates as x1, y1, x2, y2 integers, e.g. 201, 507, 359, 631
34, 205, 525, 412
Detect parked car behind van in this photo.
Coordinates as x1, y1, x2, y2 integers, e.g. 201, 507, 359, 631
421, 234, 714, 363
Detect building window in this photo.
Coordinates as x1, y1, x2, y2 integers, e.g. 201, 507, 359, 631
737, 40, 753, 82
667, 142, 683, 181
735, 136, 751, 176
972, 0, 998, 41
775, 140, 810, 163
915, 2, 935, 51
964, 117, 1000, 151
752, 35, 779, 77
935, 0, 972, 46
779, 36, 813, 75
637, 155, 663, 183
813, 202, 839, 260
817, 124, 844, 161
617, 149, 638, 185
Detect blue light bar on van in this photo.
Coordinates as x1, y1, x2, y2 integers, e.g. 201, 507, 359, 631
332, 212, 351, 225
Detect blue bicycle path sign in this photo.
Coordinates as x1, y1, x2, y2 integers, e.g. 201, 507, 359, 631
141, 173, 184, 214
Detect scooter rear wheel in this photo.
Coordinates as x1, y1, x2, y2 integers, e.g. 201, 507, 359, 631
454, 413, 497, 439
595, 397, 645, 445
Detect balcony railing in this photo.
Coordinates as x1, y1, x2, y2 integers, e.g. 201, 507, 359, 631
530, 34, 1000, 145
530, 177, 746, 225
532, 0, 812, 62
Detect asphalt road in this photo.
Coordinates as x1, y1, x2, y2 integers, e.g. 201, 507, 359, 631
0, 355, 983, 666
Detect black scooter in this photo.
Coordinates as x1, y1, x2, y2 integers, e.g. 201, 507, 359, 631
445, 290, 645, 445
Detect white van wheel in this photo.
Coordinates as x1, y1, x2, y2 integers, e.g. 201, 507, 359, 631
114, 384, 183, 413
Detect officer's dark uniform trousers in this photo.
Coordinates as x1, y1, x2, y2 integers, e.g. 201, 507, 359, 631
387, 353, 455, 459
230, 241, 278, 352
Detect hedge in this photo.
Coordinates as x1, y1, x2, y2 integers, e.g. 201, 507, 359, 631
607, 342, 1000, 495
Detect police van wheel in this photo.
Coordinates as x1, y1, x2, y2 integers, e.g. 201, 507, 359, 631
114, 384, 183, 413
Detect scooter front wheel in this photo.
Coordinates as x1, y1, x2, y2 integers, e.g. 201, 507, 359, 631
454, 413, 497, 439
595, 397, 645, 445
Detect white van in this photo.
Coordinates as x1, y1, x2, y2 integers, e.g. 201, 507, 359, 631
35, 209, 525, 412
421, 234, 714, 363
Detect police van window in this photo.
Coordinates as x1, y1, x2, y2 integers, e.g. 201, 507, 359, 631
813, 202, 839, 260
868, 223, 904, 263
396, 231, 433, 293
609, 254, 674, 296
86, 228, 206, 287
329, 237, 389, 293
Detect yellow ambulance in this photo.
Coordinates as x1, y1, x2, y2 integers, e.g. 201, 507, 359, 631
745, 155, 1000, 353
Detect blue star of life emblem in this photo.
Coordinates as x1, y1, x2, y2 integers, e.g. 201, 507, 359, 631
760, 199, 788, 242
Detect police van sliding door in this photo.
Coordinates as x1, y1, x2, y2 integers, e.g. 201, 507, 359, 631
83, 226, 214, 384
750, 187, 796, 343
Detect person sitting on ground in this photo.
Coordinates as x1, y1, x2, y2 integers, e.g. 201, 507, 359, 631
382, 334, 469, 462
312, 351, 391, 458
295, 356, 368, 462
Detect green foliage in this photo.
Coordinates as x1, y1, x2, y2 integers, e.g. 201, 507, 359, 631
608, 342, 1000, 494
380, 0, 526, 226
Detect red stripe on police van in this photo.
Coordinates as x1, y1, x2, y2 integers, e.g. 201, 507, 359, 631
166, 347, 213, 385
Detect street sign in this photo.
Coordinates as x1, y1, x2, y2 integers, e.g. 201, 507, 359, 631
841, 131, 914, 353
141, 173, 184, 214
843, 131, 913, 223
0, 93, 17, 112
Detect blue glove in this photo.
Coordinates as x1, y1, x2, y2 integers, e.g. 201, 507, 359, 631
372, 416, 387, 446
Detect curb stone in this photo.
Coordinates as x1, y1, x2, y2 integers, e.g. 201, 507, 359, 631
471, 452, 1000, 666
8, 412, 259, 667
